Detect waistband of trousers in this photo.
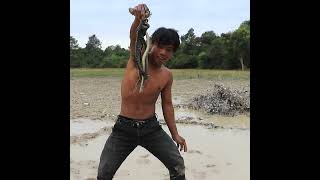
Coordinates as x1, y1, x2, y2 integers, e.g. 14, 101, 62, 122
117, 114, 158, 125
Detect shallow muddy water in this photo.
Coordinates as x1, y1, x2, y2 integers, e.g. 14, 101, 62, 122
70, 119, 249, 180
70, 77, 250, 180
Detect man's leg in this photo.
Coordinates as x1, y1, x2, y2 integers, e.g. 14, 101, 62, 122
142, 128, 186, 180
97, 129, 137, 180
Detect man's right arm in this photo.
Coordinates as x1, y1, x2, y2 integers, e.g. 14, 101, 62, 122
128, 4, 148, 61
129, 17, 141, 60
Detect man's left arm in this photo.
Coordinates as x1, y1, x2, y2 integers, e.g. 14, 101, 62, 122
161, 71, 187, 152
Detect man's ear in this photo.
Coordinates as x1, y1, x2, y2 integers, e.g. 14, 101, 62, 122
149, 43, 156, 52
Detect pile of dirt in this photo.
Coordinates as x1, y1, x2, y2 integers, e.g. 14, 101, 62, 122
188, 83, 249, 116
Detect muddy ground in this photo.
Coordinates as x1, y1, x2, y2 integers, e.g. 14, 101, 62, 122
70, 77, 250, 180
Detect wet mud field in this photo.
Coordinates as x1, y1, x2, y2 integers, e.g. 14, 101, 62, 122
70, 77, 250, 180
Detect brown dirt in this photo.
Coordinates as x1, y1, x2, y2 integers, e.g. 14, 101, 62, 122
70, 77, 250, 180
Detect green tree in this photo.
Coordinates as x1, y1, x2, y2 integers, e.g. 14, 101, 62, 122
70, 20, 250, 69
198, 51, 209, 68
84, 35, 104, 67
198, 31, 219, 69
207, 38, 227, 69
172, 28, 199, 68
100, 45, 129, 68
199, 31, 217, 46
85, 34, 102, 49
230, 20, 250, 70
219, 32, 238, 69
70, 36, 79, 49
180, 28, 199, 55
70, 36, 80, 67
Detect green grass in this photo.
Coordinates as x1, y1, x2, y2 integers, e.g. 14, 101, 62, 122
70, 68, 125, 77
70, 68, 250, 80
170, 69, 250, 80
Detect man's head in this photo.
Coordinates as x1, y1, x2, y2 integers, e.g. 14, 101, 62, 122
149, 27, 180, 66
151, 27, 180, 52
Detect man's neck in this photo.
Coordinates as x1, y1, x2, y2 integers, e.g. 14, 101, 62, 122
148, 53, 162, 70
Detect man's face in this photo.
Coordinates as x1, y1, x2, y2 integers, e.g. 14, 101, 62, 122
150, 43, 174, 66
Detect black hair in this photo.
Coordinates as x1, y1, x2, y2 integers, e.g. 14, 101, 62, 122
151, 27, 180, 52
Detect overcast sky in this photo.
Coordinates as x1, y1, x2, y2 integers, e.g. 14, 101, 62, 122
71, 0, 250, 49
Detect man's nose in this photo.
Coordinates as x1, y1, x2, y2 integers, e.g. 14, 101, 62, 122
159, 49, 166, 56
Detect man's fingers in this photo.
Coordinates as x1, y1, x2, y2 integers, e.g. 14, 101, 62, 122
141, 6, 146, 18
133, 4, 146, 18
137, 4, 142, 11
134, 5, 139, 12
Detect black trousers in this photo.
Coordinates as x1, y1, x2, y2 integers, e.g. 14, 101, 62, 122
97, 115, 186, 180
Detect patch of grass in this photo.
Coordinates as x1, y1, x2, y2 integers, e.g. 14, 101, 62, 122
70, 68, 125, 77
70, 68, 250, 80
170, 69, 250, 80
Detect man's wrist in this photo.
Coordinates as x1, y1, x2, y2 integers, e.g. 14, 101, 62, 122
171, 133, 179, 139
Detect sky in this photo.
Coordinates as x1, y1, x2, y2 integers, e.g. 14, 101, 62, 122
70, 0, 250, 49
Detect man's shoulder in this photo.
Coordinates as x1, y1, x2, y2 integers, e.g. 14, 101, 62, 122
125, 58, 136, 71
161, 66, 172, 75
158, 66, 172, 79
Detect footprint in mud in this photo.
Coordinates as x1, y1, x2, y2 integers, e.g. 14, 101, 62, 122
86, 160, 98, 169
140, 154, 150, 158
70, 168, 80, 174
205, 164, 216, 168
77, 160, 97, 166
177, 116, 194, 121
187, 149, 203, 155
136, 158, 151, 165
74, 160, 99, 170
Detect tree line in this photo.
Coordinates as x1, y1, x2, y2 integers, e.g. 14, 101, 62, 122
70, 20, 249, 70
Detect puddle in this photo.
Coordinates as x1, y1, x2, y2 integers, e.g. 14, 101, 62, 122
70, 123, 249, 180
71, 97, 250, 179
156, 104, 250, 129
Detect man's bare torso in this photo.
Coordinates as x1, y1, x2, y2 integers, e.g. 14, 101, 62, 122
120, 59, 170, 120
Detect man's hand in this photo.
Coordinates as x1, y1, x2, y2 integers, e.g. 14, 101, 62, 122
129, 4, 150, 20
172, 134, 188, 152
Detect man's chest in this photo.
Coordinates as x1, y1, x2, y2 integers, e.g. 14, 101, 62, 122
123, 69, 167, 96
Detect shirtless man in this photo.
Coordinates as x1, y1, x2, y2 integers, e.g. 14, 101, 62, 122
97, 4, 187, 180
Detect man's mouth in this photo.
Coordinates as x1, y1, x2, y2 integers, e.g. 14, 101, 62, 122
158, 57, 166, 64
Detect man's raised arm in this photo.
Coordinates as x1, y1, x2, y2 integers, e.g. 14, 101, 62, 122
129, 4, 149, 60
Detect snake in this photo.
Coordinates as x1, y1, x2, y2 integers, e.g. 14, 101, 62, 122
129, 7, 151, 92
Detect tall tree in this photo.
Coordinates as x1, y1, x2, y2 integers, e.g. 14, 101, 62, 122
84, 35, 103, 67
200, 31, 217, 46
70, 36, 80, 67
70, 36, 79, 49
176, 28, 199, 68
231, 20, 250, 70
85, 34, 102, 49
70, 20, 250, 69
